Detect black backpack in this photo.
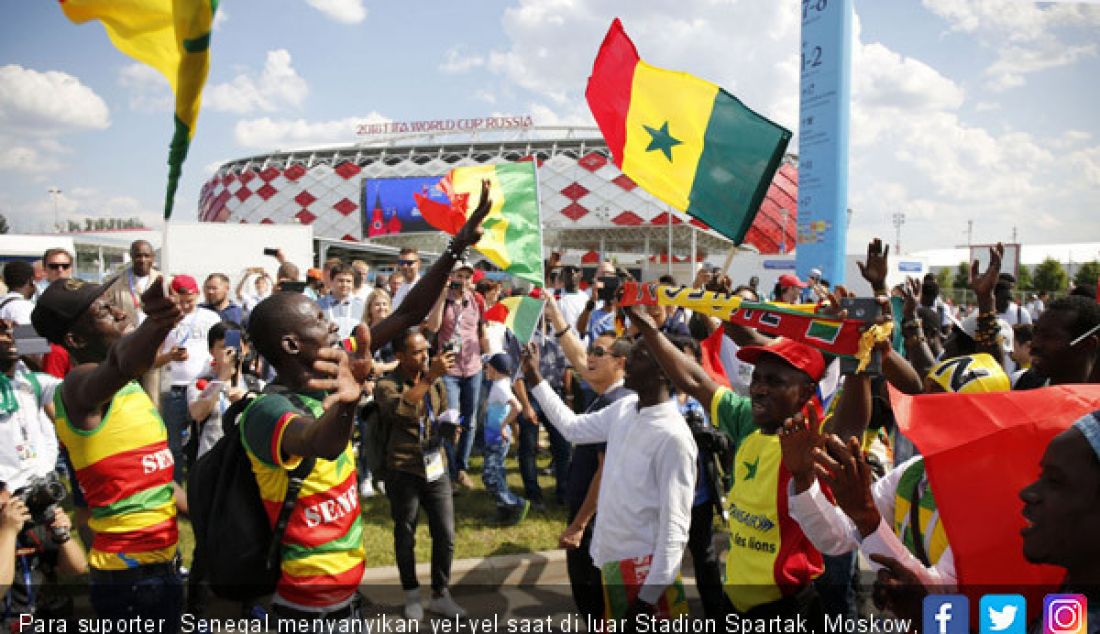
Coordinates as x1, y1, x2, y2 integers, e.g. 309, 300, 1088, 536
187, 389, 316, 601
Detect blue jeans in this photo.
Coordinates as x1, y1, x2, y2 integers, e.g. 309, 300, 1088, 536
160, 387, 192, 484
482, 440, 523, 508
90, 567, 184, 633
442, 373, 482, 479
519, 399, 572, 504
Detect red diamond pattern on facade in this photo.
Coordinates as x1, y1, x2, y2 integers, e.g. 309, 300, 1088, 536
333, 198, 358, 216
239, 169, 256, 184
209, 191, 230, 220
651, 212, 683, 225
335, 162, 361, 179
295, 191, 317, 207
581, 250, 600, 264
222, 172, 237, 185
295, 209, 317, 225
284, 164, 307, 181
560, 202, 589, 221
257, 184, 277, 201
611, 174, 637, 191
235, 186, 253, 202
341, 234, 357, 242
689, 218, 709, 230
611, 211, 644, 226
260, 218, 274, 224
578, 152, 607, 172
561, 182, 589, 201
260, 167, 281, 182
518, 155, 544, 167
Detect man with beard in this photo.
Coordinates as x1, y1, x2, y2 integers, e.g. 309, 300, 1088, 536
1014, 295, 1100, 390
31, 275, 186, 627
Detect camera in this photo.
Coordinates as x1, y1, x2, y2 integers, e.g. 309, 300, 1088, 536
442, 338, 461, 356
15, 473, 68, 539
684, 408, 733, 521
448, 281, 464, 290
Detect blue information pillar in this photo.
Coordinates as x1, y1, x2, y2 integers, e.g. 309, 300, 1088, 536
796, 0, 852, 285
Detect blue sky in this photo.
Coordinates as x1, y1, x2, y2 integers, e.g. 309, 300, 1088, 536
2, 0, 1098, 253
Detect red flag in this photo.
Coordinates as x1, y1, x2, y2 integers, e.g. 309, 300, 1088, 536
889, 385, 1100, 615
699, 328, 732, 389
483, 302, 509, 324
413, 193, 466, 235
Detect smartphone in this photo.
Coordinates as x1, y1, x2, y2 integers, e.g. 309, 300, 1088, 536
12, 324, 50, 355
263, 247, 279, 257
839, 297, 882, 323
224, 329, 242, 354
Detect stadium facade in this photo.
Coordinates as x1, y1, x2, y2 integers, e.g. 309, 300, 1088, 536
198, 126, 799, 265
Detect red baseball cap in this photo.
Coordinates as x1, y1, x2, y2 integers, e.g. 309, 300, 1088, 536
778, 273, 806, 289
170, 274, 199, 295
736, 337, 826, 382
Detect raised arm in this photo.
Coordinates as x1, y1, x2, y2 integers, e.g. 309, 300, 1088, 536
629, 305, 720, 408
63, 277, 182, 430
370, 180, 493, 350
280, 340, 368, 460
543, 293, 589, 371
968, 243, 1006, 366
522, 343, 615, 444
423, 288, 447, 335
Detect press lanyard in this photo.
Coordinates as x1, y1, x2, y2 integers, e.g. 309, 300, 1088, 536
128, 271, 143, 308
420, 391, 435, 443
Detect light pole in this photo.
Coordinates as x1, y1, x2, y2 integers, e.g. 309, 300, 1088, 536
48, 187, 62, 232
891, 212, 905, 255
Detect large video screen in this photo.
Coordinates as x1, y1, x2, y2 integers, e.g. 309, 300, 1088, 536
361, 176, 449, 237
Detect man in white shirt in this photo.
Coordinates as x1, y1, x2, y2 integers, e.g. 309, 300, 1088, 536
317, 263, 367, 339
995, 273, 1032, 326
0, 262, 36, 325
392, 248, 421, 309
556, 266, 588, 334
0, 318, 61, 492
154, 274, 221, 483
522, 338, 696, 621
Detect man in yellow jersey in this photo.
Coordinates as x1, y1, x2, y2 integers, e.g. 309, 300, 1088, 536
237, 182, 493, 623
31, 275, 185, 628
630, 305, 864, 624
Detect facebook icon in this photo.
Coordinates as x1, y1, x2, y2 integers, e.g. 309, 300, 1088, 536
924, 595, 970, 634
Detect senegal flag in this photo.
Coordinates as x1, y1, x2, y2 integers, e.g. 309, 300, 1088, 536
586, 19, 791, 244
483, 296, 545, 344
414, 162, 544, 286
60, 0, 216, 219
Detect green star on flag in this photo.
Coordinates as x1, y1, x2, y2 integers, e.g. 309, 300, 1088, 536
643, 121, 682, 161
743, 456, 760, 481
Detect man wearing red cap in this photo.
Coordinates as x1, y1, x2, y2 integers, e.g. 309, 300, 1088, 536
630, 305, 838, 623
153, 275, 221, 483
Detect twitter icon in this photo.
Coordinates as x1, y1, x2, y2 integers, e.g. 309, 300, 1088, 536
981, 594, 1027, 634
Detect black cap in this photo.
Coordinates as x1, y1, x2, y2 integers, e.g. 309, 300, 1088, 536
31, 278, 113, 345
486, 352, 513, 376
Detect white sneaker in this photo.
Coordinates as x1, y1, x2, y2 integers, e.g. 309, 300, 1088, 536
360, 479, 377, 499
403, 589, 424, 620
428, 591, 466, 618
374, 479, 386, 496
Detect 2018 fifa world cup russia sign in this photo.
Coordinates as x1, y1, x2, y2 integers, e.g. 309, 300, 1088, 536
356, 115, 535, 136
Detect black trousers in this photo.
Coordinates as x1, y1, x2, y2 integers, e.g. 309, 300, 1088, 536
687, 503, 727, 621
385, 470, 455, 593
565, 507, 604, 621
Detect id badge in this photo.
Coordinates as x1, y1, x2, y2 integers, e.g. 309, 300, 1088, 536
423, 450, 445, 482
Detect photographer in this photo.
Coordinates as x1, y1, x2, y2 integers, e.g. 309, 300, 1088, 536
0, 319, 63, 496
1, 481, 87, 624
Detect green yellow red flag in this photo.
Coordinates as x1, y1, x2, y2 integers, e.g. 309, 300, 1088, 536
585, 19, 790, 244
483, 296, 545, 344
414, 162, 544, 286
60, 0, 216, 219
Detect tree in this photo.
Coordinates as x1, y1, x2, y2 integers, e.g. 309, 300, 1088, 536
1032, 257, 1069, 293
0, 213, 8, 234
1016, 264, 1032, 290
935, 267, 953, 293
953, 262, 970, 289
1074, 260, 1100, 290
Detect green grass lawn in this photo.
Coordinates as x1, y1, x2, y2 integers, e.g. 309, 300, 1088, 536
176, 451, 570, 568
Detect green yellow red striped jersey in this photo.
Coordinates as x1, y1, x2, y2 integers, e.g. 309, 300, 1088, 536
54, 381, 178, 571
239, 392, 365, 608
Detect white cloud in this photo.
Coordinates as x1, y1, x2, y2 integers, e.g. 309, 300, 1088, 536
204, 49, 308, 114
4, 187, 161, 234
304, 0, 366, 24
0, 65, 110, 132
213, 8, 229, 30
0, 145, 63, 175
922, 0, 1100, 90
440, 47, 485, 74
118, 63, 173, 112
234, 112, 389, 149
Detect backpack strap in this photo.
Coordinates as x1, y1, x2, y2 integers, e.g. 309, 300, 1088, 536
264, 392, 317, 570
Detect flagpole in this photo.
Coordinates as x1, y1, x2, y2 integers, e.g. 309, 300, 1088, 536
667, 204, 673, 277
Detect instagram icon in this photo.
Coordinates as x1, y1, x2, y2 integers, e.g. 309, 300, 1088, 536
1044, 595, 1087, 634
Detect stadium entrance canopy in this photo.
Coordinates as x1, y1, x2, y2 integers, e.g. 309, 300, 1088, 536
199, 126, 798, 269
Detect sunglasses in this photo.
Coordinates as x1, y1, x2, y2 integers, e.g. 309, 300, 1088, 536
588, 345, 622, 358
47, 262, 73, 270
398, 259, 418, 266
